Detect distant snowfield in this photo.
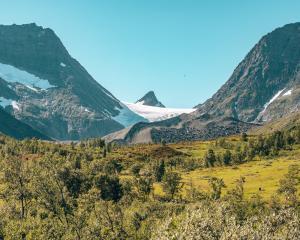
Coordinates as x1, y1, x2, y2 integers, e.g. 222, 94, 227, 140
0, 62, 56, 90
123, 101, 196, 122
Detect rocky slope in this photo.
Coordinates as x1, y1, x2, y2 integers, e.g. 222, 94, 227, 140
0, 23, 144, 140
106, 23, 300, 144
136, 91, 165, 107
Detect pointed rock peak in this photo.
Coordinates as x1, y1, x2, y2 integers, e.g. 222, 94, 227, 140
136, 91, 165, 108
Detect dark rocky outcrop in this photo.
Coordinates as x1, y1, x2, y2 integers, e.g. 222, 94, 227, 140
136, 91, 165, 107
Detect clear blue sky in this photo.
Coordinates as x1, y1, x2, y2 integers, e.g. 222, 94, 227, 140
1, 1, 300, 107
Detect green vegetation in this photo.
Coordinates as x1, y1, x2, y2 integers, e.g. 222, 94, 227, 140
0, 126, 299, 239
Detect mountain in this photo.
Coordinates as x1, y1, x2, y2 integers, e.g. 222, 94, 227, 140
136, 91, 165, 107
195, 22, 300, 122
0, 108, 50, 140
0, 23, 144, 140
106, 23, 300, 144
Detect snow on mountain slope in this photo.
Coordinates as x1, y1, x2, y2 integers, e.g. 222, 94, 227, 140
283, 89, 293, 96
0, 62, 56, 90
123, 102, 195, 122
256, 88, 288, 121
0, 97, 19, 110
0, 97, 13, 108
112, 103, 148, 127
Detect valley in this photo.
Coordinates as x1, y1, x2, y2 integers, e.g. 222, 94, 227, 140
0, 7, 299, 239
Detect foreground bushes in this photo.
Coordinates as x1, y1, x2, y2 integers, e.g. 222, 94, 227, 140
152, 202, 300, 240
0, 126, 299, 239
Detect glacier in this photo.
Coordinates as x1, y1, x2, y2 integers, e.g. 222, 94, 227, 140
0, 62, 56, 90
123, 102, 195, 122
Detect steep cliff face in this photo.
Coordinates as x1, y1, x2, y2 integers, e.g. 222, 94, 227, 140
0, 23, 144, 140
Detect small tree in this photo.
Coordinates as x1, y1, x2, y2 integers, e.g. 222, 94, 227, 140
131, 163, 143, 177
222, 150, 232, 165
96, 174, 123, 202
1, 156, 32, 219
103, 147, 107, 158
162, 172, 183, 199
104, 159, 123, 175
208, 177, 225, 200
241, 132, 248, 142
204, 149, 216, 167
135, 176, 153, 201
153, 160, 165, 182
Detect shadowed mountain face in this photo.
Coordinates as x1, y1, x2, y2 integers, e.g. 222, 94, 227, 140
0, 108, 50, 140
136, 91, 165, 107
106, 23, 300, 144
0, 23, 145, 140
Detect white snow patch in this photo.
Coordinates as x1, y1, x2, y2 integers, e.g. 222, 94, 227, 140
0, 97, 13, 108
25, 85, 39, 92
255, 88, 286, 122
0, 97, 20, 111
262, 88, 285, 113
0, 62, 56, 90
283, 89, 292, 96
112, 103, 148, 127
11, 101, 20, 110
123, 102, 196, 122
60, 62, 66, 67
136, 100, 145, 105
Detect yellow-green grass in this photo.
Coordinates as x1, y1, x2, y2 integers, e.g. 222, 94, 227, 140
154, 146, 300, 200
116, 139, 300, 201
